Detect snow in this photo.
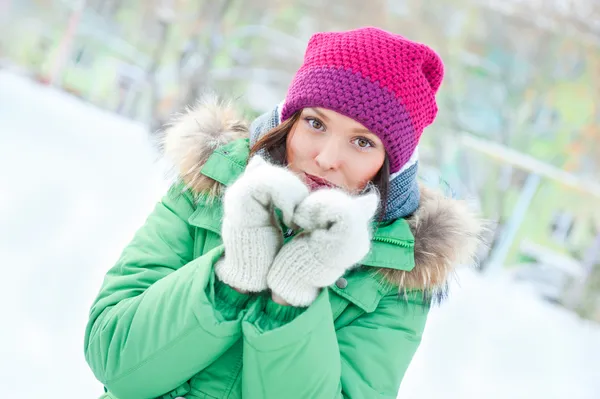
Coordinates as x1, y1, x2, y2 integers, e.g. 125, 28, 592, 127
0, 70, 168, 397
400, 271, 600, 398
1, 70, 599, 399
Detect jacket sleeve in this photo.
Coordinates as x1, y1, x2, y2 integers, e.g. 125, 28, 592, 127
241, 289, 429, 398
84, 184, 251, 399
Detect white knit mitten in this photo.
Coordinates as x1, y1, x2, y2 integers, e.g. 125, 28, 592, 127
267, 189, 379, 306
215, 156, 309, 292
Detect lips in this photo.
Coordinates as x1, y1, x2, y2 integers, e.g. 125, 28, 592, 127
304, 173, 336, 190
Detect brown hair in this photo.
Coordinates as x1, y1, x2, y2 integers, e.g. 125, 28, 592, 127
250, 111, 390, 219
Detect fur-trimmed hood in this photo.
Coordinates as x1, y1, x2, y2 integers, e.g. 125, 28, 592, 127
162, 95, 485, 297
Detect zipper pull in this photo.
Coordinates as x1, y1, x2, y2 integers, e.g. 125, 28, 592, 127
284, 228, 294, 238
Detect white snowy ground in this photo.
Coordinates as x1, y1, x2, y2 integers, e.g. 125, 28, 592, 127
1, 70, 599, 399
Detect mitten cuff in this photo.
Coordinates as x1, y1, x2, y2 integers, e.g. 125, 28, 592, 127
216, 226, 281, 292
267, 241, 321, 307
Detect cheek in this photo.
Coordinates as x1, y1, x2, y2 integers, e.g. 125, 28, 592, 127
345, 153, 385, 191
286, 128, 314, 166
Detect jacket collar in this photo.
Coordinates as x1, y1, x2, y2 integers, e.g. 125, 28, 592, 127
199, 138, 249, 187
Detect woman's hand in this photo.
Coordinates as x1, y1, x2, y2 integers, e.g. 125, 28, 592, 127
215, 156, 309, 292
267, 188, 379, 306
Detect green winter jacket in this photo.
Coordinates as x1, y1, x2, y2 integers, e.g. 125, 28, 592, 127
84, 99, 481, 399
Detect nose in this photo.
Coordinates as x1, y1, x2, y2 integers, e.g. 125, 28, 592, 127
314, 136, 342, 171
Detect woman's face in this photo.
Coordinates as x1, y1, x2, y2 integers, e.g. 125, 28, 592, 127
286, 107, 386, 192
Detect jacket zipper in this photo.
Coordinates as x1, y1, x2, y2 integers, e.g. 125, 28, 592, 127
281, 230, 413, 248
371, 236, 414, 248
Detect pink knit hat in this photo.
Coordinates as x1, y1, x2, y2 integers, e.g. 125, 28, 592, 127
281, 27, 444, 173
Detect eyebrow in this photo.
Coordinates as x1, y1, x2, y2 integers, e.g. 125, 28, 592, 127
306, 107, 330, 122
307, 108, 374, 135
352, 127, 373, 134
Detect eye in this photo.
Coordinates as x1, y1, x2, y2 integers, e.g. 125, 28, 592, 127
305, 117, 325, 131
352, 137, 375, 149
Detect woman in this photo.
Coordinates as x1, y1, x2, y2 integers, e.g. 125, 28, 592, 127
85, 27, 482, 399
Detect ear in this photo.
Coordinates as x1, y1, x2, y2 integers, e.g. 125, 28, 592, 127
246, 155, 268, 172
354, 192, 379, 221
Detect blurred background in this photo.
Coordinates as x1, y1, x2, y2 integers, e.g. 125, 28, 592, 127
0, 0, 599, 398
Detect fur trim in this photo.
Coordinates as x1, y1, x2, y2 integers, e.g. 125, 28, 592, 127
161, 93, 249, 197
162, 97, 485, 295
377, 185, 485, 301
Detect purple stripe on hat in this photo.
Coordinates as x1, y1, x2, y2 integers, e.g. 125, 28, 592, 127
281, 67, 418, 173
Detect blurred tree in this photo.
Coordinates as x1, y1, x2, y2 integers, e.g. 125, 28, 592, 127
179, 0, 235, 109
147, 0, 175, 132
